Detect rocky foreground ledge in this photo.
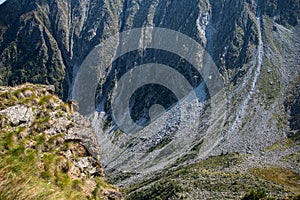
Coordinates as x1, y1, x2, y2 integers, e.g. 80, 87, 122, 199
0, 83, 122, 199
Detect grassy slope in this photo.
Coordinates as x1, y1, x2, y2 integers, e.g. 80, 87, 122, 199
123, 154, 300, 199
0, 84, 120, 200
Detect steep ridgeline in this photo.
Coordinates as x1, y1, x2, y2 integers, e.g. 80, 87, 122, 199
0, 0, 122, 99
0, 83, 122, 200
0, 0, 299, 194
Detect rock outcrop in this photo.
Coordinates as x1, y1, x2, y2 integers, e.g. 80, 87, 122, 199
0, 83, 122, 200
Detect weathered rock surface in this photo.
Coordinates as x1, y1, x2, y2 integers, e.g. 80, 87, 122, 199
0, 105, 35, 126
0, 83, 123, 200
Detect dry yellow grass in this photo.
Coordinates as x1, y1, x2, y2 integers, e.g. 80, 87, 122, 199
250, 167, 300, 195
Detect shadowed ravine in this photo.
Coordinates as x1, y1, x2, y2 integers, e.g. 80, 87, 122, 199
0, 0, 299, 199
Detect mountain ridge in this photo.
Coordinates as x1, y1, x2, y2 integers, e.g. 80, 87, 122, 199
0, 0, 299, 199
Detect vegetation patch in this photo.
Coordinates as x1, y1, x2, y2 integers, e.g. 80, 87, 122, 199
125, 179, 182, 200
123, 154, 297, 199
147, 137, 173, 153
0, 84, 121, 200
258, 59, 281, 109
250, 166, 300, 195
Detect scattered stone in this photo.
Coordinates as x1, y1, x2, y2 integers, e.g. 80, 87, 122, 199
46, 85, 55, 94
0, 105, 34, 126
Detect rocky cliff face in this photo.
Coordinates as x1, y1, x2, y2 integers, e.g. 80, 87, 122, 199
0, 83, 122, 199
0, 0, 299, 198
0, 0, 298, 98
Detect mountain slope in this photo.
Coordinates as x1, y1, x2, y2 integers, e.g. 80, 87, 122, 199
0, 0, 299, 199
123, 154, 300, 199
0, 83, 122, 199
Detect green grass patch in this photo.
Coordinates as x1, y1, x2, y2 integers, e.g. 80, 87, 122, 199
147, 138, 172, 153
126, 179, 182, 200
258, 59, 281, 109
39, 95, 53, 105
